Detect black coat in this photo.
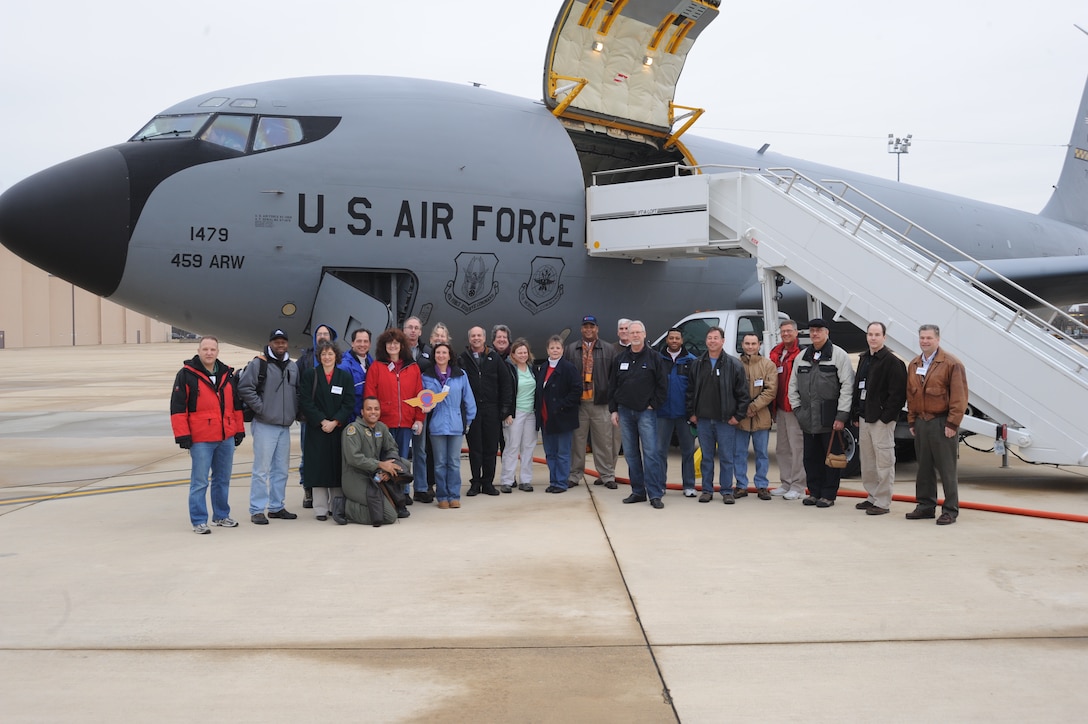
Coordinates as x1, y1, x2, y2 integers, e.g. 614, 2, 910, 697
535, 358, 581, 434
299, 365, 355, 487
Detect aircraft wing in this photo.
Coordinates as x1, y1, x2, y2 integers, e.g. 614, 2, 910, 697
956, 256, 1088, 309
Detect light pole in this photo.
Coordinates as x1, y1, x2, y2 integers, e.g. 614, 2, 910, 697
887, 133, 912, 182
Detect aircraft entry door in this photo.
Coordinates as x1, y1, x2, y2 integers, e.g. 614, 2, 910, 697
309, 272, 393, 343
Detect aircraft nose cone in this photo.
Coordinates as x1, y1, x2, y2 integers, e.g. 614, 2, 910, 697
0, 147, 131, 297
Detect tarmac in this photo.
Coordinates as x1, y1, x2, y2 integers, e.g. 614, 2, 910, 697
2, 341, 1087, 723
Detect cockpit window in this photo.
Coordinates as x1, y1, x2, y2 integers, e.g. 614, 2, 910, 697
130, 114, 211, 141
253, 117, 304, 151
198, 115, 254, 152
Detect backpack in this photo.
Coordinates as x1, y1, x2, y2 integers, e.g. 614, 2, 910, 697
241, 357, 268, 423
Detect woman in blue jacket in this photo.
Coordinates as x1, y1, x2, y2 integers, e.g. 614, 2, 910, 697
422, 343, 477, 508
536, 335, 581, 493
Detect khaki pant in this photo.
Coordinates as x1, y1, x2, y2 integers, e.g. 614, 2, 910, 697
860, 419, 896, 508
569, 400, 616, 485
775, 410, 806, 492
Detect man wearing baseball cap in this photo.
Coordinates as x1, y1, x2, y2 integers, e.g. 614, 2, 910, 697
787, 318, 855, 508
564, 314, 619, 488
238, 329, 301, 525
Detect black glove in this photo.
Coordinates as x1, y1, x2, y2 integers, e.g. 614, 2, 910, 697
177, 436, 192, 450
234, 432, 245, 446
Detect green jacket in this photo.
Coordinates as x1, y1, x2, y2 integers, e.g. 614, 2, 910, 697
341, 418, 410, 525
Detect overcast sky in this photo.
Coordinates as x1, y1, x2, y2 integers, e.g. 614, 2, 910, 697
2, 1, 1085, 213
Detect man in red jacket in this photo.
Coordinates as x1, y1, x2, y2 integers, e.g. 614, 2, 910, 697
171, 336, 246, 534
769, 320, 807, 500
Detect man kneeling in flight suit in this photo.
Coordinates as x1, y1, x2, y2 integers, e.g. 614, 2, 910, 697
341, 396, 413, 527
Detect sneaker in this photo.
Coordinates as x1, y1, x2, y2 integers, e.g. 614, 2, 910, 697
267, 508, 297, 520
802, 496, 818, 506
783, 490, 803, 500
212, 517, 238, 528
193, 523, 211, 534
733, 488, 749, 499
683, 488, 697, 498
757, 488, 772, 500
815, 498, 835, 508
770, 487, 788, 497
251, 513, 269, 525
500, 485, 513, 494
722, 494, 735, 505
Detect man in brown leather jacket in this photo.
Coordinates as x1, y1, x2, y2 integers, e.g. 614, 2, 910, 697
905, 324, 969, 525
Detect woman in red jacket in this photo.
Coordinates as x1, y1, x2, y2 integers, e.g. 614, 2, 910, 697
363, 328, 424, 494
170, 336, 245, 534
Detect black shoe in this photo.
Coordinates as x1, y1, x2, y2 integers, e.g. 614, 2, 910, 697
866, 506, 890, 515
936, 512, 957, 525
316, 515, 328, 521
569, 479, 580, 486
482, 484, 500, 496
722, 494, 735, 505
604, 480, 618, 490
650, 498, 664, 509
815, 498, 835, 508
905, 507, 936, 520
302, 488, 313, 509
251, 513, 269, 525
622, 494, 647, 504
467, 482, 481, 497
855, 500, 875, 510
413, 490, 434, 504
546, 485, 568, 494
802, 496, 819, 506
593, 478, 604, 486
267, 508, 297, 519
330, 496, 348, 525
397, 506, 411, 519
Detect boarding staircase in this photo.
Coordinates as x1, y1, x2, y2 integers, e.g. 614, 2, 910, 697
586, 166, 1088, 467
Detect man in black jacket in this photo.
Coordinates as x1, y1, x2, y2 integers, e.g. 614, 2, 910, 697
458, 325, 513, 496
851, 321, 907, 516
686, 326, 751, 504
609, 321, 669, 509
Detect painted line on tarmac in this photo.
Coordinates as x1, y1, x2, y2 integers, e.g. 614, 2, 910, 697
0, 472, 253, 506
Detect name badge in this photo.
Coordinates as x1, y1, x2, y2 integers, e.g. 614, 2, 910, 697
331, 385, 343, 395
374, 431, 382, 437
620, 362, 630, 370
755, 379, 764, 387
777, 366, 784, 373
916, 368, 926, 376
859, 381, 866, 389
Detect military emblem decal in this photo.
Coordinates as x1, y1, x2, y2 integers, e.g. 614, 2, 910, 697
519, 256, 565, 315
444, 252, 499, 314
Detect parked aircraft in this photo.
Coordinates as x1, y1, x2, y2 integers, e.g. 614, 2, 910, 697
1, 0, 1086, 354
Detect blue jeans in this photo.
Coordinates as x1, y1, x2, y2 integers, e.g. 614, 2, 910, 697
696, 418, 737, 493
656, 416, 695, 490
619, 406, 663, 499
189, 438, 234, 525
431, 434, 463, 502
734, 428, 770, 490
542, 430, 573, 489
412, 427, 428, 493
250, 420, 291, 515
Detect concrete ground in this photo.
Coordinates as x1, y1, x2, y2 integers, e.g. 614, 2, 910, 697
1, 342, 1087, 723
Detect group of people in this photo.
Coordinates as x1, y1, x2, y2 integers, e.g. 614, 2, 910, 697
171, 313, 968, 533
